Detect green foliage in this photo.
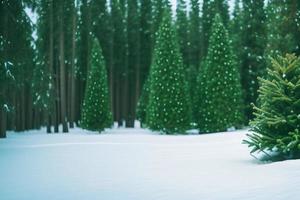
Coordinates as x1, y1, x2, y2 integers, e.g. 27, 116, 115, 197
202, 0, 230, 57
146, 11, 192, 134
186, 65, 198, 122
240, 0, 267, 120
176, 0, 189, 68
140, 0, 153, 85
188, 0, 201, 68
244, 54, 300, 160
265, 0, 298, 59
230, 0, 243, 61
81, 39, 113, 132
195, 15, 244, 133
136, 76, 150, 125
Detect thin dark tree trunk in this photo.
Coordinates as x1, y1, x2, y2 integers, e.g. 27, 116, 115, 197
69, 3, 77, 128
21, 87, 26, 131
59, 3, 68, 133
47, 0, 54, 133
0, 87, 7, 138
0, 105, 6, 138
26, 87, 33, 130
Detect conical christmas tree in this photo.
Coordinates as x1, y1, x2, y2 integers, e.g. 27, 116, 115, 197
146, 11, 192, 134
136, 76, 151, 126
195, 14, 243, 133
81, 39, 113, 132
244, 54, 300, 160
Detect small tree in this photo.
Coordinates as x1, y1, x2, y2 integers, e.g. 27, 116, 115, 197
244, 54, 300, 160
146, 11, 192, 134
195, 14, 243, 133
81, 39, 113, 132
136, 76, 150, 126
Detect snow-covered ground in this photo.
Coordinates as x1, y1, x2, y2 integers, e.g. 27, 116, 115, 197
0, 128, 299, 200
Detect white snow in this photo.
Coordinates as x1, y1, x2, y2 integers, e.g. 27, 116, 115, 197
0, 128, 299, 200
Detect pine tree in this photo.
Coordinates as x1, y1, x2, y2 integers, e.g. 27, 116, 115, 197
1, 1, 36, 135
230, 0, 243, 60
136, 76, 151, 125
295, 1, 300, 55
127, 0, 140, 127
265, 0, 298, 59
195, 14, 243, 133
152, 0, 170, 41
111, 0, 128, 125
202, 0, 230, 57
244, 54, 300, 160
81, 39, 113, 132
176, 0, 189, 68
240, 0, 267, 121
140, 0, 153, 94
189, 0, 201, 69
146, 11, 192, 134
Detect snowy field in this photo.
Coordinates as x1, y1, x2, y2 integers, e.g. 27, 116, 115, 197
0, 128, 300, 200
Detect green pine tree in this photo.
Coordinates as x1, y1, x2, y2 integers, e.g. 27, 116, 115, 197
188, 0, 201, 68
243, 54, 300, 160
176, 0, 189, 68
295, 1, 300, 55
81, 39, 113, 132
202, 0, 230, 57
146, 11, 192, 134
265, 0, 297, 59
195, 14, 243, 133
140, 0, 153, 86
240, 0, 267, 121
230, 0, 243, 61
136, 76, 151, 126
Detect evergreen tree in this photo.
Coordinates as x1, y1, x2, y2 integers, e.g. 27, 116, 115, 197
188, 0, 201, 122
265, 0, 298, 59
91, 0, 112, 72
230, 0, 243, 61
146, 11, 192, 134
295, 1, 300, 56
202, 0, 230, 57
111, 0, 128, 125
189, 0, 201, 68
81, 39, 113, 131
136, 76, 151, 125
195, 15, 243, 133
244, 54, 300, 160
127, 0, 140, 127
186, 64, 198, 122
240, 0, 267, 121
0, 0, 36, 136
140, 0, 153, 90
152, 0, 171, 41
176, 0, 189, 68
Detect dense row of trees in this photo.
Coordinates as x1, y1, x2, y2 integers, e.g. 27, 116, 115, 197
1, 0, 300, 137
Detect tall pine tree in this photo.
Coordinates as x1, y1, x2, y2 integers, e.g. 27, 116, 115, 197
146, 11, 192, 134
240, 0, 267, 121
202, 0, 230, 57
195, 14, 243, 133
81, 39, 112, 131
176, 0, 189, 68
189, 0, 201, 68
127, 0, 140, 127
265, 0, 298, 59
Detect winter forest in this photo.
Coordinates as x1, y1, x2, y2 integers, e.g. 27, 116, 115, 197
1, 0, 300, 199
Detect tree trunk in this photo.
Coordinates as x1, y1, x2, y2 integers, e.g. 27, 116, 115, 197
0, 105, 6, 138
59, 3, 68, 133
47, 0, 54, 133
69, 4, 77, 129
26, 86, 33, 130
